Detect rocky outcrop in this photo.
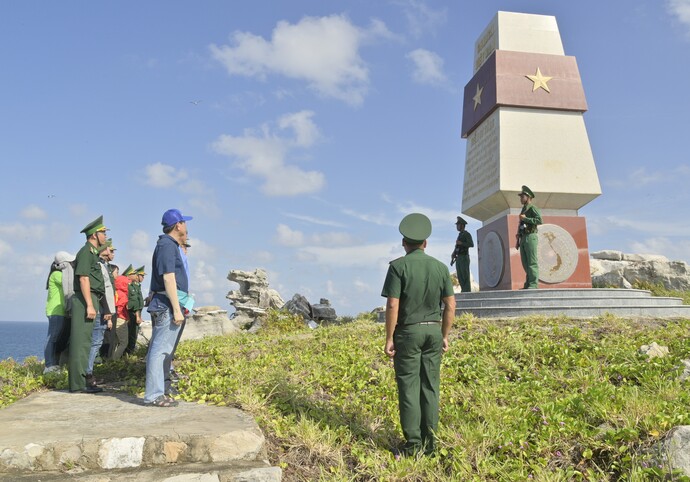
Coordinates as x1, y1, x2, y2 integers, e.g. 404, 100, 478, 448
283, 295, 337, 327
139, 306, 238, 343
590, 250, 690, 290
226, 269, 285, 330
653, 426, 690, 476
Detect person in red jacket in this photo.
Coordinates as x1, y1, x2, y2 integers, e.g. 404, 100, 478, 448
111, 264, 133, 359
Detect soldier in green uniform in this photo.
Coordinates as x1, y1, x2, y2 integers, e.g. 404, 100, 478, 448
450, 216, 474, 292
69, 215, 107, 393
381, 213, 456, 457
515, 185, 543, 289
124, 265, 145, 355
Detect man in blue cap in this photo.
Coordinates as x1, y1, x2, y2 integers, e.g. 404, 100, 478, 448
381, 213, 456, 457
144, 208, 192, 407
515, 185, 543, 289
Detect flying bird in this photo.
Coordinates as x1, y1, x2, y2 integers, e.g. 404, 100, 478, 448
47, 194, 56, 198
189, 100, 202, 105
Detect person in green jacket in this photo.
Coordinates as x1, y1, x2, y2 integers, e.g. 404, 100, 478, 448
515, 185, 543, 289
68, 215, 107, 393
124, 265, 145, 355
382, 213, 456, 457
450, 216, 474, 292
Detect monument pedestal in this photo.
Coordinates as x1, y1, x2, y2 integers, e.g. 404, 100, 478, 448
477, 214, 592, 291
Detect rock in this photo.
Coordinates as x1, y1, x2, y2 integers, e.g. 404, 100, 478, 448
283, 294, 312, 320
311, 298, 337, 322
680, 360, 690, 381
227, 269, 285, 331
655, 426, 690, 476
639, 342, 669, 359
139, 306, 238, 343
590, 251, 690, 290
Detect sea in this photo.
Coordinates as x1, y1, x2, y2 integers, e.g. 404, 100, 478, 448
0, 321, 47, 363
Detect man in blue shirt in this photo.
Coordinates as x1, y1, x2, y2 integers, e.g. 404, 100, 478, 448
144, 208, 192, 407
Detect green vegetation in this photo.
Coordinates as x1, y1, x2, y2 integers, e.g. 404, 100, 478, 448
3, 312, 690, 480
633, 280, 690, 305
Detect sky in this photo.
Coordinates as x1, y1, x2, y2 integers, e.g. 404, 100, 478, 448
2, 0, 690, 322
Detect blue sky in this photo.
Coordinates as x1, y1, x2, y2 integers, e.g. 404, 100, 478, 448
2, 1, 690, 322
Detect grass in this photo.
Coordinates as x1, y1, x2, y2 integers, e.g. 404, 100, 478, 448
3, 311, 690, 480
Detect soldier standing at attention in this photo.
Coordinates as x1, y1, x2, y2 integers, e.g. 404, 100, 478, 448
516, 185, 543, 289
450, 216, 474, 293
382, 213, 456, 457
69, 215, 108, 393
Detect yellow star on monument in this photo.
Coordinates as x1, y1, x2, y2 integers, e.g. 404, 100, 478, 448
472, 83, 483, 110
526, 67, 552, 93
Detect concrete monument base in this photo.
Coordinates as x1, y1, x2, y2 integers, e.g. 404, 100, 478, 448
477, 214, 592, 290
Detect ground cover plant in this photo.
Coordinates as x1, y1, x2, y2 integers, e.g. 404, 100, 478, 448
3, 312, 690, 480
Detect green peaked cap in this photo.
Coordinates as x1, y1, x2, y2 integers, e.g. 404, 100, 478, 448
80, 215, 107, 236
519, 185, 535, 199
399, 213, 432, 243
135, 265, 146, 276
122, 264, 135, 276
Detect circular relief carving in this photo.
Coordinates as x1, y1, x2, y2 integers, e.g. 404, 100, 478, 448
537, 224, 578, 284
480, 231, 504, 288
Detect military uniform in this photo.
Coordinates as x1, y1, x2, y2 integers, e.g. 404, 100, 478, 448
125, 267, 145, 355
382, 213, 455, 456
68, 216, 106, 392
452, 216, 474, 293
517, 186, 543, 289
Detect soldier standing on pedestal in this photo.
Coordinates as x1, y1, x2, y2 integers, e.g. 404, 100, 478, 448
516, 185, 542, 289
450, 216, 474, 292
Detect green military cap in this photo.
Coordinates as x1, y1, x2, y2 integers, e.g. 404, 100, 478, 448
519, 185, 535, 199
122, 264, 135, 276
135, 265, 146, 276
80, 215, 108, 236
455, 216, 467, 225
107, 238, 116, 251
399, 213, 432, 243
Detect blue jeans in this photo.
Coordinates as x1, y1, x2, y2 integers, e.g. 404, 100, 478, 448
145, 308, 182, 403
87, 313, 109, 374
44, 315, 66, 368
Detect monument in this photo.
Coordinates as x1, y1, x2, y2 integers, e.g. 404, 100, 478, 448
460, 11, 601, 290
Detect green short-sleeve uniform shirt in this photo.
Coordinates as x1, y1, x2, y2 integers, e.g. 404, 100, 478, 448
127, 282, 144, 311
381, 249, 454, 325
73, 242, 105, 295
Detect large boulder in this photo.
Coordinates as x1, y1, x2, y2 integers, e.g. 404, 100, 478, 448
227, 268, 285, 331
590, 250, 690, 290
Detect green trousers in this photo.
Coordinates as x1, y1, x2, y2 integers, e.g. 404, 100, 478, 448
393, 323, 443, 455
455, 255, 471, 293
520, 232, 539, 289
68, 292, 99, 391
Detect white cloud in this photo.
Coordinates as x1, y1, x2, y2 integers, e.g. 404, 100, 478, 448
212, 112, 326, 197
341, 208, 394, 226
21, 205, 47, 220
275, 224, 305, 247
629, 237, 690, 263
70, 204, 88, 217
283, 212, 345, 228
298, 242, 398, 268
127, 230, 152, 267
0, 222, 47, 241
407, 48, 448, 86
353, 278, 371, 293
209, 15, 370, 105
0, 239, 13, 258
310, 231, 356, 246
395, 0, 447, 38
144, 162, 189, 188
668, 0, 690, 30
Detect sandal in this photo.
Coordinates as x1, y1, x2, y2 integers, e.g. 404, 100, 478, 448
147, 395, 178, 407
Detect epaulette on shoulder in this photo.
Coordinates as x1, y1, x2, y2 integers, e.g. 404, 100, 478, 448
389, 256, 404, 264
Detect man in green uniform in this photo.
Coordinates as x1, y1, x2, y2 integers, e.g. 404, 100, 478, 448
382, 213, 456, 457
124, 265, 145, 355
69, 215, 107, 393
450, 216, 474, 293
515, 185, 543, 289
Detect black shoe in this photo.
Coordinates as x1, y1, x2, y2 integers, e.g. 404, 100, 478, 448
83, 385, 104, 394
166, 386, 179, 396
85, 373, 98, 388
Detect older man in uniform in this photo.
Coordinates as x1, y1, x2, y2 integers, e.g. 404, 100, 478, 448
515, 185, 543, 289
69, 215, 107, 393
450, 216, 474, 293
382, 213, 456, 457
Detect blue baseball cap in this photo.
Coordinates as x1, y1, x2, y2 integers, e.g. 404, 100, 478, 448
161, 209, 193, 228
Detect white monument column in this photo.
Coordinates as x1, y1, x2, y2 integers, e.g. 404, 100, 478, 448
460, 11, 601, 290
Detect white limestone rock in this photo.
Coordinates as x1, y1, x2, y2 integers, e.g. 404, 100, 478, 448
591, 251, 690, 290
98, 437, 145, 469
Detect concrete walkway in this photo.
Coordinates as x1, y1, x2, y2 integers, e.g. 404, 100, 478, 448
0, 389, 281, 481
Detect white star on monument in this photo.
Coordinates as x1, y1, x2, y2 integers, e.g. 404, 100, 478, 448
526, 67, 553, 93
472, 83, 484, 110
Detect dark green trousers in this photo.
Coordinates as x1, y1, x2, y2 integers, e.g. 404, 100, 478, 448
68, 292, 98, 391
520, 232, 539, 289
393, 322, 443, 455
455, 255, 471, 292
125, 309, 138, 354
